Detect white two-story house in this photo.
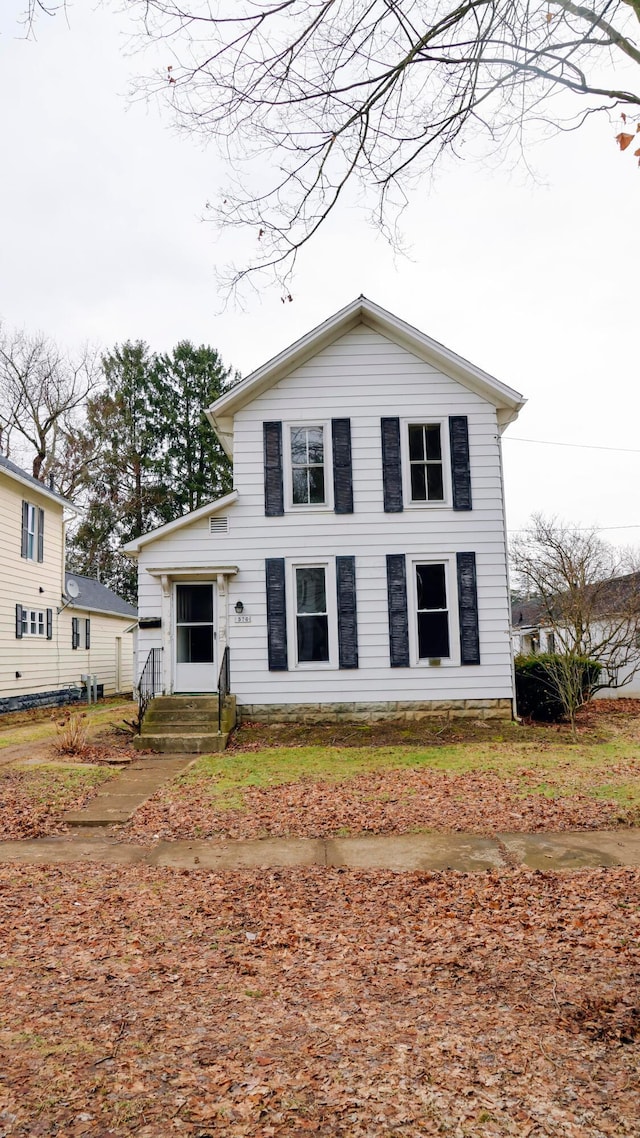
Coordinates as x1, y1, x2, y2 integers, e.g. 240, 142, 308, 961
124, 297, 525, 723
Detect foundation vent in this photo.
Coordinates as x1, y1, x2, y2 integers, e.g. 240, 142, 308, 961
210, 516, 229, 534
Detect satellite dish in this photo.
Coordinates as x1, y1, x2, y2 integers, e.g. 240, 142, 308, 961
66, 578, 80, 599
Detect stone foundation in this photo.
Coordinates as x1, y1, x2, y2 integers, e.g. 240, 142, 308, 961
0, 686, 84, 716
238, 698, 513, 725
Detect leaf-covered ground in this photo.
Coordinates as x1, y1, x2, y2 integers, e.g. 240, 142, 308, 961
0, 864, 638, 1137
123, 765, 635, 843
0, 764, 116, 840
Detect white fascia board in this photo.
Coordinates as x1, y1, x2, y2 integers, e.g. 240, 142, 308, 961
122, 490, 239, 555
205, 296, 526, 448
0, 466, 81, 513
69, 603, 138, 619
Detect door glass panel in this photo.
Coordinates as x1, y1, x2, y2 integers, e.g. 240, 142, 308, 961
177, 625, 214, 664
177, 584, 213, 623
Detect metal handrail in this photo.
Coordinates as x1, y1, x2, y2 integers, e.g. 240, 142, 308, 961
137, 647, 163, 728
217, 646, 230, 733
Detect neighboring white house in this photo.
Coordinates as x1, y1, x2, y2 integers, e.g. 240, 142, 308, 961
124, 297, 525, 722
0, 455, 137, 713
512, 578, 640, 698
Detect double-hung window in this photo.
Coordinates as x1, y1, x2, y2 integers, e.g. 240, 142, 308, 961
26, 505, 37, 560
295, 566, 329, 662
290, 425, 326, 506
408, 424, 445, 503
415, 563, 450, 659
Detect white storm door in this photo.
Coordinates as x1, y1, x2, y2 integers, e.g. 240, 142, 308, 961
174, 583, 217, 692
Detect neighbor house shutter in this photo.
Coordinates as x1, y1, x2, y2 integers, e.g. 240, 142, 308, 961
46, 608, 53, 640
265, 558, 288, 670
336, 556, 358, 668
381, 418, 403, 512
85, 618, 91, 649
37, 508, 44, 562
263, 421, 284, 517
449, 416, 472, 511
16, 604, 23, 639
331, 419, 354, 514
21, 501, 29, 558
457, 552, 480, 665
386, 554, 410, 667
72, 616, 79, 650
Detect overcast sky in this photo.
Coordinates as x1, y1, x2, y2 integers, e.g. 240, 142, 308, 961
1, 2, 639, 548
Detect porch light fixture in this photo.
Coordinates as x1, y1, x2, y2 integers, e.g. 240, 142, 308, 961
234, 601, 244, 614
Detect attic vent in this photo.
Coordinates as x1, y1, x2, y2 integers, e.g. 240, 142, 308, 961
209, 516, 229, 534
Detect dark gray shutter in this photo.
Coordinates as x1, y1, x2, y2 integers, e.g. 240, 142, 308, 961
332, 419, 353, 514
263, 421, 284, 516
265, 558, 288, 670
449, 416, 472, 510
16, 604, 23, 639
386, 554, 410, 667
85, 618, 91, 649
381, 418, 403, 512
21, 501, 29, 558
457, 552, 480, 664
37, 508, 44, 562
336, 556, 358, 668
46, 608, 53, 640
72, 616, 79, 650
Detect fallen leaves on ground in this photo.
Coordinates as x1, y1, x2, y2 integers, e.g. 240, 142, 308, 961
0, 864, 637, 1137
123, 766, 633, 844
0, 765, 116, 840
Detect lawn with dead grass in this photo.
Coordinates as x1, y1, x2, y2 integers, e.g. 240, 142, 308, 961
0, 763, 117, 839
0, 863, 637, 1137
124, 702, 640, 843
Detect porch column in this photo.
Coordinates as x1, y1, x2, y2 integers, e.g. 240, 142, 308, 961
160, 575, 172, 694
217, 572, 228, 659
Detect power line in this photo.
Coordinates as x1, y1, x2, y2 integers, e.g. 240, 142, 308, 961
508, 524, 640, 534
504, 436, 640, 455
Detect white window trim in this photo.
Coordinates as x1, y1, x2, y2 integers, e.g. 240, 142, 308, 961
407, 557, 460, 667
287, 557, 338, 669
26, 504, 37, 561
283, 421, 334, 513
22, 606, 46, 637
400, 417, 451, 510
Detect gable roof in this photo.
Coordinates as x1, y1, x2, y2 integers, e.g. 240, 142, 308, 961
512, 571, 640, 630
65, 572, 137, 618
206, 296, 526, 458
0, 454, 78, 511
122, 491, 239, 554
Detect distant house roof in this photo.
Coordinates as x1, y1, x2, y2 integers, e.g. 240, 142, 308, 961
65, 573, 137, 619
512, 571, 640, 629
0, 454, 77, 510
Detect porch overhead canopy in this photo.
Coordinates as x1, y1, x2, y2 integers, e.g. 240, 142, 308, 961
145, 565, 239, 581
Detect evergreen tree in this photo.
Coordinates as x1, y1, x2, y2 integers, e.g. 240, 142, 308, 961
150, 341, 234, 521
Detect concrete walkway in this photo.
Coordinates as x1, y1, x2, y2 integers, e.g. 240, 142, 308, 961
62, 754, 195, 825
1, 829, 639, 872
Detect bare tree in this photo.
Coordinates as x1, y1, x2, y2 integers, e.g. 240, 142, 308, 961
511, 514, 640, 731
21, 1, 640, 289
0, 324, 101, 488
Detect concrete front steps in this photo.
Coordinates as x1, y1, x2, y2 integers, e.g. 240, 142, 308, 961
133, 694, 236, 754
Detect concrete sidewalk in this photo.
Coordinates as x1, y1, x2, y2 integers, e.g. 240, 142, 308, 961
62, 754, 195, 825
1, 828, 639, 872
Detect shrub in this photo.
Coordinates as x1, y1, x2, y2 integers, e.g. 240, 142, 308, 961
515, 653, 601, 722
52, 710, 91, 758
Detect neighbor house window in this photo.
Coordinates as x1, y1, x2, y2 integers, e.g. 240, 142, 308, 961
21, 501, 44, 561
296, 566, 329, 662
290, 426, 326, 505
26, 505, 36, 560
415, 563, 450, 658
408, 424, 444, 503
22, 608, 45, 637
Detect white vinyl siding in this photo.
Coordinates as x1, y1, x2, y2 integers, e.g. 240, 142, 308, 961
135, 324, 514, 705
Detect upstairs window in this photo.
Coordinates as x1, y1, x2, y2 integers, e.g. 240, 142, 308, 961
290, 426, 326, 506
21, 501, 44, 561
416, 563, 450, 659
408, 424, 444, 503
296, 566, 329, 662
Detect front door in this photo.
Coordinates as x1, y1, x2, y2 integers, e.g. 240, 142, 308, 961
174, 583, 217, 692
